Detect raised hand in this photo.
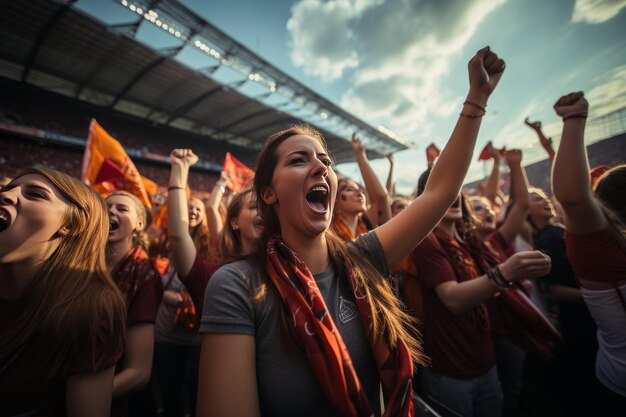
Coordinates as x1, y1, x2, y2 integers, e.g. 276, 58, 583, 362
505, 149, 522, 166
553, 91, 588, 117
351, 133, 366, 157
524, 117, 542, 131
170, 148, 199, 168
467, 46, 506, 103
499, 251, 551, 282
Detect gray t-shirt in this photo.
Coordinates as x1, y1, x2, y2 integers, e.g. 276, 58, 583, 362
200, 231, 389, 416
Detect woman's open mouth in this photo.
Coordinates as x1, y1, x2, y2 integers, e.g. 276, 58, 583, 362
306, 185, 329, 214
0, 207, 10, 233
109, 219, 119, 233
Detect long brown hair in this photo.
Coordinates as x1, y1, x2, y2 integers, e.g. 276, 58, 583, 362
218, 189, 254, 264
0, 167, 126, 377
252, 125, 425, 365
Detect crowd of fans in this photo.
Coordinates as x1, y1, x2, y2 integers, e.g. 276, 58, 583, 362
1, 46, 625, 417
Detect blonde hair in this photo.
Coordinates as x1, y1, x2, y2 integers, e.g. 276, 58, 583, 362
108, 190, 149, 252
252, 125, 426, 365
0, 167, 126, 377
218, 189, 254, 264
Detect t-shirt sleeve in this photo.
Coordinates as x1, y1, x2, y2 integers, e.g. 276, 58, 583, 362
180, 253, 218, 318
128, 263, 163, 326
350, 230, 390, 276
199, 262, 256, 336
565, 228, 626, 281
411, 237, 458, 290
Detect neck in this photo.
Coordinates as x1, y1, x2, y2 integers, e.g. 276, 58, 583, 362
107, 237, 133, 272
436, 219, 456, 238
530, 215, 551, 230
280, 232, 330, 275
0, 259, 40, 299
340, 211, 360, 237
241, 236, 254, 257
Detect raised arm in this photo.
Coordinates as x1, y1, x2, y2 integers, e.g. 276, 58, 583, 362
66, 366, 115, 417
352, 133, 392, 226
524, 117, 555, 163
552, 92, 606, 233
482, 147, 502, 204
206, 171, 229, 251
385, 152, 395, 196
497, 149, 530, 244
376, 46, 506, 267
167, 149, 199, 278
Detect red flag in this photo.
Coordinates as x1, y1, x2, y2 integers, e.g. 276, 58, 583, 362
81, 119, 152, 208
223, 152, 254, 193
426, 143, 440, 166
478, 141, 494, 161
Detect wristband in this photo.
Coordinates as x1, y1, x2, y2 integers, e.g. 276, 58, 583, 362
168, 186, 185, 191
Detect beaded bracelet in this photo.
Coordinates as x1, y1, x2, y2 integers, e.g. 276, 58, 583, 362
464, 100, 487, 113
167, 186, 185, 191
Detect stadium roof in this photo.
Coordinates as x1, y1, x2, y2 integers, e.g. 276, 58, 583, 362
0, 0, 414, 163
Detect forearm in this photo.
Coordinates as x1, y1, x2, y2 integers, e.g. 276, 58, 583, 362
112, 367, 150, 398
356, 151, 389, 204
386, 160, 394, 196
437, 274, 497, 315
509, 163, 530, 210
424, 93, 486, 203
483, 157, 501, 202
552, 118, 591, 205
168, 164, 191, 240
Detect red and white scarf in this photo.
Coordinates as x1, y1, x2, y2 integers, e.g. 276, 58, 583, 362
265, 236, 413, 417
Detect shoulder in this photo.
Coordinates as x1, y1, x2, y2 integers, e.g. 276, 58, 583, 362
207, 259, 261, 294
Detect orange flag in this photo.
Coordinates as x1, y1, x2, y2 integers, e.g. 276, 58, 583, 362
81, 119, 152, 208
223, 152, 254, 193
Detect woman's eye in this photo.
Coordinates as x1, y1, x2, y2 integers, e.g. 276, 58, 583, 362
27, 191, 46, 199
289, 158, 305, 165
321, 159, 333, 167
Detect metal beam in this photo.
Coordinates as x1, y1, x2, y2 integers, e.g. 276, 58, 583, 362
21, 0, 78, 82
236, 117, 295, 137
211, 108, 276, 136
164, 85, 223, 125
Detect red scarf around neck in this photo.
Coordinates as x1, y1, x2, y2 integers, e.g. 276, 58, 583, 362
265, 235, 413, 417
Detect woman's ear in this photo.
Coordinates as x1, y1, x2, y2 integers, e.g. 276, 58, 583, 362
261, 187, 277, 205
230, 218, 240, 231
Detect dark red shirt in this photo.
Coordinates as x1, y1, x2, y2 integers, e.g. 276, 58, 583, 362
565, 228, 626, 282
412, 230, 495, 378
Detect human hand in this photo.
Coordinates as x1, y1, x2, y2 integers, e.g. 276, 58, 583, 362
217, 170, 231, 188
524, 117, 542, 131
499, 250, 551, 282
467, 46, 506, 104
351, 133, 366, 157
505, 149, 522, 166
553, 91, 588, 117
163, 290, 183, 307
170, 149, 199, 168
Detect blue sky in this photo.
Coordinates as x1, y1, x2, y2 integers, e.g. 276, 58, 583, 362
78, 0, 626, 194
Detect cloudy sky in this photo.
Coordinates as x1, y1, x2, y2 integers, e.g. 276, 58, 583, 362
83, 0, 626, 194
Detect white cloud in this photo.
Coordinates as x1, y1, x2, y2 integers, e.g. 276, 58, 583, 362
286, 0, 359, 80
586, 65, 626, 116
572, 0, 626, 24
287, 0, 506, 141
